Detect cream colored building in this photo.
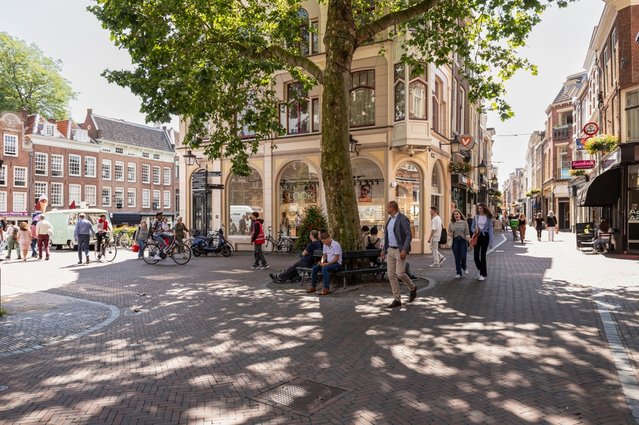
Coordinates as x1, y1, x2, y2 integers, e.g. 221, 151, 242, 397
177, 3, 486, 253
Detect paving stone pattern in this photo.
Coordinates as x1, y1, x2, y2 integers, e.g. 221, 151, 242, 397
0, 230, 637, 424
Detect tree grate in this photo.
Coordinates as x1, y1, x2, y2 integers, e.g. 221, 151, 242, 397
254, 377, 347, 416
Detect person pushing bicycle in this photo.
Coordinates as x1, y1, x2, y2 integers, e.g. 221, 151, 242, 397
96, 213, 111, 260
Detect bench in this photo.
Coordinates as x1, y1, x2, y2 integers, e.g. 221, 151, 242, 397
297, 249, 387, 288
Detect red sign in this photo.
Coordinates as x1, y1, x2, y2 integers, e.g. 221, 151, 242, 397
583, 122, 599, 136
571, 160, 596, 169
459, 134, 474, 151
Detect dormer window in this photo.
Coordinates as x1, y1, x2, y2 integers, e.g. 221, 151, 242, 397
45, 123, 55, 136
73, 129, 88, 142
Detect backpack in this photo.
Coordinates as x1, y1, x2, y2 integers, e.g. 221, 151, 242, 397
439, 228, 448, 244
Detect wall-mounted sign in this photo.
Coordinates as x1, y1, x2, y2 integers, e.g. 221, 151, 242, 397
575, 138, 585, 151
583, 122, 599, 136
459, 134, 475, 151
571, 160, 596, 170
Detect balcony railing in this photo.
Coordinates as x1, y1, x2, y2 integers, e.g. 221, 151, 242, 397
552, 125, 572, 141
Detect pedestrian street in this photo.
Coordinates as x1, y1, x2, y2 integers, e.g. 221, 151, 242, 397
0, 228, 638, 424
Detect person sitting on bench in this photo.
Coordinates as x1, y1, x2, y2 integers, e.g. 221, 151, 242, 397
593, 219, 612, 252
307, 231, 342, 296
270, 230, 322, 284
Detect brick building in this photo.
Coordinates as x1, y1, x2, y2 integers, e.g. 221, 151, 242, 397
0, 109, 178, 227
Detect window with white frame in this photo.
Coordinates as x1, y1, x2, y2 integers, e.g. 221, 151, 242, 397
69, 184, 81, 205
127, 163, 136, 182
142, 164, 150, 184
51, 154, 63, 177
432, 77, 444, 134
35, 153, 48, 176
163, 190, 171, 209
627, 89, 639, 141
0, 191, 6, 211
114, 161, 124, 181
142, 152, 150, 158
73, 129, 88, 142
85, 156, 96, 178
102, 159, 112, 180
69, 154, 81, 176
163, 167, 171, 185
142, 189, 150, 208
44, 123, 55, 136
85, 185, 97, 206
350, 70, 375, 127
0, 165, 6, 186
127, 188, 136, 207
14, 167, 27, 187
153, 190, 160, 208
153, 153, 160, 160
115, 147, 124, 154
12, 192, 27, 212
153, 166, 161, 184
102, 187, 112, 207
3, 134, 18, 156
34, 182, 47, 204
51, 183, 63, 206
409, 66, 427, 120
115, 187, 124, 208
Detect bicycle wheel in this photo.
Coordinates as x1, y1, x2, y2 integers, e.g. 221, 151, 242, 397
264, 239, 275, 254
283, 238, 293, 254
143, 243, 161, 264
120, 234, 131, 249
170, 243, 191, 265
103, 242, 117, 262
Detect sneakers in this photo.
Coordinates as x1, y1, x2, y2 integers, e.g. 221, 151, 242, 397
259, 265, 270, 269
478, 275, 486, 281
454, 274, 462, 279
463, 269, 469, 275
250, 265, 260, 269
429, 263, 440, 268
439, 257, 446, 265
153, 254, 162, 260
269, 273, 278, 280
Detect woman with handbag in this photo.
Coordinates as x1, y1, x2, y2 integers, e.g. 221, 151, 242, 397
470, 203, 494, 281
448, 210, 470, 279
546, 211, 558, 242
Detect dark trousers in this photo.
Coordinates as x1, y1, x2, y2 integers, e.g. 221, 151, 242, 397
473, 232, 490, 277
253, 244, 267, 266
77, 234, 91, 260
96, 232, 106, 253
452, 237, 468, 275
536, 227, 542, 239
279, 258, 308, 281
311, 262, 341, 289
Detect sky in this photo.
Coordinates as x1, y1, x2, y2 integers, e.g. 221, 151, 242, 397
2, 0, 606, 185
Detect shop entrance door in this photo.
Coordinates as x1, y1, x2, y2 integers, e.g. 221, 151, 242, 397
558, 200, 570, 230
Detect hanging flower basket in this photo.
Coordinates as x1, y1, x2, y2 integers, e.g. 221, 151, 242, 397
569, 169, 586, 177
525, 188, 541, 197
448, 162, 472, 175
584, 134, 619, 155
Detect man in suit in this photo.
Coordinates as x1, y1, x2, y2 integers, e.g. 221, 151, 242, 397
384, 201, 417, 308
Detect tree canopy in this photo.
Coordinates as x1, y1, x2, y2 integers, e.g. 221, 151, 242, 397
0, 32, 75, 119
90, 0, 574, 248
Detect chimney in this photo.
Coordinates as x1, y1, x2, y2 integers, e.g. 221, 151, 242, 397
87, 108, 93, 116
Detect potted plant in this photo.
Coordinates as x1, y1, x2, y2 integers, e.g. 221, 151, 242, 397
525, 188, 540, 197
569, 169, 586, 177
447, 162, 472, 175
584, 134, 619, 155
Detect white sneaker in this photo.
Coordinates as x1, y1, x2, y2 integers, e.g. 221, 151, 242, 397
454, 274, 462, 279
476, 273, 482, 279
153, 254, 161, 260
429, 263, 440, 268
478, 275, 486, 281
463, 269, 469, 275
439, 257, 446, 265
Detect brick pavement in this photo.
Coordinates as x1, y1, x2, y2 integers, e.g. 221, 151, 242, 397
0, 231, 637, 424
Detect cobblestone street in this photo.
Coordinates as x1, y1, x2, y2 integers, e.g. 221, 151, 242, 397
1, 229, 638, 424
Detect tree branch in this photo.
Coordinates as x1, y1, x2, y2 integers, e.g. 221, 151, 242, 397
356, 0, 440, 45
264, 45, 324, 84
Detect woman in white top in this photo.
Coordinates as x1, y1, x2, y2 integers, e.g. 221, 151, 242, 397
470, 203, 494, 281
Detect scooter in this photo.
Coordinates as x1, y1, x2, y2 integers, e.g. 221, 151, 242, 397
191, 226, 234, 257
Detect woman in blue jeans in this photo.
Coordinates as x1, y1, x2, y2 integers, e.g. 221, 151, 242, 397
471, 203, 494, 281
448, 210, 470, 279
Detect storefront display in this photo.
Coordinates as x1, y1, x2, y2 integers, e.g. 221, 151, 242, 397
279, 161, 319, 237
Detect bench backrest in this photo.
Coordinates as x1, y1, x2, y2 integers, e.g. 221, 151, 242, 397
576, 222, 594, 233
598, 232, 611, 242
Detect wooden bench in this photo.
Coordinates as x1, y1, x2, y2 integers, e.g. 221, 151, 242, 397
297, 249, 387, 288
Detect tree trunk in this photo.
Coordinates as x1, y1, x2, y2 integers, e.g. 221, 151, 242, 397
321, 1, 361, 251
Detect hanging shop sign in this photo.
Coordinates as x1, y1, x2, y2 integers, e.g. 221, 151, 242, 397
459, 134, 475, 151
571, 160, 596, 170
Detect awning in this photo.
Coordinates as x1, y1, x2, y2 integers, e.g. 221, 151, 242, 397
577, 168, 621, 207
110, 212, 174, 225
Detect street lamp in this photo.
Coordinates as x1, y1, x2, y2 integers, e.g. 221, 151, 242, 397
440, 133, 461, 155
183, 150, 200, 167
490, 175, 498, 188
349, 135, 360, 156
477, 160, 487, 176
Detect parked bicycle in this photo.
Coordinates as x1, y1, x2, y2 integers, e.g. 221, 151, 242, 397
263, 226, 294, 254
114, 231, 132, 249
142, 234, 192, 265
93, 232, 117, 262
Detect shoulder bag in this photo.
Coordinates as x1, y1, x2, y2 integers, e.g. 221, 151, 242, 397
469, 232, 479, 248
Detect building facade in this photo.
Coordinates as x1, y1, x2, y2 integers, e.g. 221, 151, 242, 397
176, 3, 495, 253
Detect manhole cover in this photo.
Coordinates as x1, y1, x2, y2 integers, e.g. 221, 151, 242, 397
254, 378, 347, 416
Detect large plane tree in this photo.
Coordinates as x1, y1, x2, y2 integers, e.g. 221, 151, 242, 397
90, 0, 572, 249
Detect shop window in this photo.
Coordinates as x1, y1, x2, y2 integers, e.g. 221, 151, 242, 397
353, 158, 385, 231
395, 162, 421, 238
228, 167, 263, 237
350, 70, 375, 127
278, 161, 319, 237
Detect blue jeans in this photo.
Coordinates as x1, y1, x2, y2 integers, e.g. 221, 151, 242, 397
30, 238, 37, 257
77, 234, 91, 260
452, 237, 467, 275
154, 233, 171, 250
137, 238, 146, 258
311, 262, 341, 289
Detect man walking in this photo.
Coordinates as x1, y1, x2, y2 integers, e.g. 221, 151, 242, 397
428, 206, 445, 267
74, 213, 95, 264
384, 201, 417, 308
35, 214, 53, 260
308, 231, 341, 296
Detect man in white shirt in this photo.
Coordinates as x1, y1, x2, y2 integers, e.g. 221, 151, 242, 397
35, 214, 54, 260
428, 206, 445, 267
383, 201, 417, 308
307, 231, 342, 296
